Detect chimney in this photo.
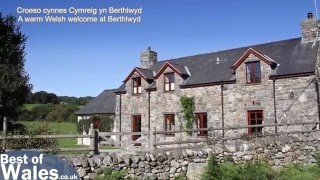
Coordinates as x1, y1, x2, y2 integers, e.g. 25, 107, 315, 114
140, 47, 157, 68
301, 12, 319, 43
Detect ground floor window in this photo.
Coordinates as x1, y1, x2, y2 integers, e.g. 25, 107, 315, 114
195, 113, 208, 136
132, 115, 141, 141
164, 114, 175, 135
247, 110, 263, 135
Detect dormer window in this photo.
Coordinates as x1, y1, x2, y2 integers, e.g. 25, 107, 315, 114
246, 61, 261, 84
132, 77, 141, 94
164, 73, 175, 91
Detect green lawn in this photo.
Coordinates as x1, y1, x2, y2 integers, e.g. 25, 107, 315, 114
19, 121, 86, 148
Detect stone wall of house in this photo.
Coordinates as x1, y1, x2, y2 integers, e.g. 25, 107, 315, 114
115, 54, 319, 143
62, 132, 320, 180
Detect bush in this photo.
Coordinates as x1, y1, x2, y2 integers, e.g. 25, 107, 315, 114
31, 104, 55, 120
95, 168, 128, 180
46, 104, 79, 122
1, 122, 59, 153
17, 103, 79, 122
201, 155, 222, 180
77, 116, 114, 134
201, 155, 320, 180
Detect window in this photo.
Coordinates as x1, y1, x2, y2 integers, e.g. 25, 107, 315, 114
132, 115, 141, 141
164, 73, 175, 91
246, 61, 261, 84
195, 113, 208, 136
164, 114, 175, 135
247, 110, 263, 135
132, 77, 141, 94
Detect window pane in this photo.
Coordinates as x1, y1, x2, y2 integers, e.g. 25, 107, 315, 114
251, 120, 256, 125
165, 84, 170, 91
257, 113, 262, 118
247, 63, 252, 73
250, 113, 255, 119
255, 62, 261, 73
246, 62, 261, 83
170, 83, 175, 90
133, 88, 137, 94
138, 87, 141, 93
164, 76, 169, 83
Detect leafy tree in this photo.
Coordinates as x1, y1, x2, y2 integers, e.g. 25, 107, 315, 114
31, 104, 54, 120
33, 91, 49, 104
0, 13, 32, 119
46, 104, 79, 122
59, 95, 94, 106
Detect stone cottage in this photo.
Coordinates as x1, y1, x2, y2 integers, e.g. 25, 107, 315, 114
77, 13, 320, 144
113, 12, 320, 142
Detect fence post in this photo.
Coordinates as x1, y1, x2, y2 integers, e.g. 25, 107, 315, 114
2, 117, 7, 150
149, 127, 156, 151
89, 128, 99, 155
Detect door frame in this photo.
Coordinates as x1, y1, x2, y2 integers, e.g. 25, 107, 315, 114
132, 115, 141, 141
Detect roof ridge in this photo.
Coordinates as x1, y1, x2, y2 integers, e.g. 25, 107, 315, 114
136, 67, 153, 71
103, 88, 118, 92
156, 37, 301, 64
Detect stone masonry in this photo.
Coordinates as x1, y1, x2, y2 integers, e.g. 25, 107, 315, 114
62, 132, 320, 180
114, 53, 319, 143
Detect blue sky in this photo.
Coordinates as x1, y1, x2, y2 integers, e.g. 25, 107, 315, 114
0, 0, 316, 97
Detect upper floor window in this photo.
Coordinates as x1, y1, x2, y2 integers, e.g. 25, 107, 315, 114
132, 77, 141, 94
246, 61, 261, 84
164, 73, 175, 91
164, 114, 175, 135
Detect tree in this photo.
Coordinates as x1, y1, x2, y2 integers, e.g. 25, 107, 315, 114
0, 13, 32, 119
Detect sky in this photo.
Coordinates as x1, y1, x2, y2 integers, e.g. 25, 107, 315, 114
0, 0, 317, 97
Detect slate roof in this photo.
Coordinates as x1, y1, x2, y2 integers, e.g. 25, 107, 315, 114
116, 37, 319, 92
136, 67, 154, 80
75, 89, 117, 115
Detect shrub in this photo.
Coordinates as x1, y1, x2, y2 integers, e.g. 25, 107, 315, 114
77, 116, 114, 134
201, 156, 320, 180
236, 161, 275, 180
201, 154, 222, 180
1, 122, 58, 153
31, 104, 55, 120
278, 164, 320, 180
180, 96, 195, 135
46, 104, 79, 122
95, 168, 128, 180
77, 119, 91, 134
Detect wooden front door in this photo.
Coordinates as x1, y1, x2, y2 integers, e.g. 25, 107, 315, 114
247, 110, 263, 135
195, 113, 208, 136
132, 115, 141, 141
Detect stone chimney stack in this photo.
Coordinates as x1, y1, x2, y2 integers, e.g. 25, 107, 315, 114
140, 47, 157, 69
301, 12, 319, 43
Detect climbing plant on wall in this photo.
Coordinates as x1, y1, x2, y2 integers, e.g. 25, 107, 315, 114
180, 96, 195, 135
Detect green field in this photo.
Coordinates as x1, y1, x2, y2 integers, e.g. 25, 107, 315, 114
19, 121, 87, 148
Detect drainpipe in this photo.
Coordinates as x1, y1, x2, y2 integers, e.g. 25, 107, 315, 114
119, 94, 122, 141
148, 91, 151, 131
273, 78, 278, 133
315, 79, 320, 129
220, 84, 225, 138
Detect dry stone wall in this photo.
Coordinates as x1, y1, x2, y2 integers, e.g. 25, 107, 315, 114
62, 132, 320, 180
